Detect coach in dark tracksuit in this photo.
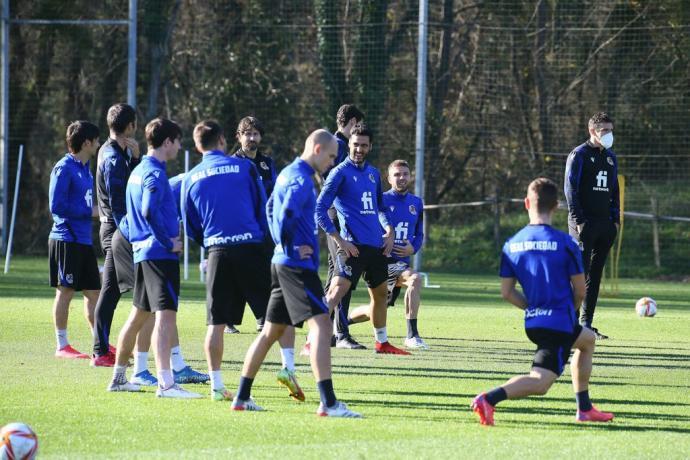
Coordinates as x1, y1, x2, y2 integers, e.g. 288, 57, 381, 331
564, 112, 620, 340
92, 104, 140, 363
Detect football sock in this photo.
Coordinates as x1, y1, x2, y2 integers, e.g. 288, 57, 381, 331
158, 369, 174, 389
374, 327, 388, 344
210, 370, 224, 391
170, 346, 187, 372
407, 319, 419, 339
56, 329, 68, 349
575, 390, 593, 411
237, 376, 254, 401
133, 352, 148, 375
280, 348, 295, 372
113, 365, 128, 384
485, 387, 508, 406
317, 379, 337, 407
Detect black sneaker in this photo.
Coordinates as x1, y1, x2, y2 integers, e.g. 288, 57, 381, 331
592, 327, 609, 340
330, 335, 337, 347
335, 335, 367, 350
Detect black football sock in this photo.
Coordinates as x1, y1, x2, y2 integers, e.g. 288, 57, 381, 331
237, 377, 254, 401
485, 387, 507, 406
407, 319, 419, 339
317, 379, 337, 407
575, 390, 593, 411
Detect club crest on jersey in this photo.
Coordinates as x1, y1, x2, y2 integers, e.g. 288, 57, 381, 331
259, 161, 269, 170
152, 170, 160, 178
368, 173, 376, 183
389, 205, 395, 212
409, 205, 417, 215
607, 157, 614, 166
590, 157, 595, 163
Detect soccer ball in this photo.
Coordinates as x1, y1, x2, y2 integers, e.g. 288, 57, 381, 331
0, 423, 38, 460
635, 297, 657, 317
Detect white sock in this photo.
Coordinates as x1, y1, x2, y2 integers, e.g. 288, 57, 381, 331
170, 346, 187, 372
281, 348, 295, 372
134, 352, 148, 375
210, 370, 224, 391
113, 365, 128, 383
375, 327, 388, 344
56, 329, 68, 349
158, 369, 174, 389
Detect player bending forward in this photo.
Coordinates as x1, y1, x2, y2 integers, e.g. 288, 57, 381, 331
231, 130, 361, 417
471, 178, 613, 425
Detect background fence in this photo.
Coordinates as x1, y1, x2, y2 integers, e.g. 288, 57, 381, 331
2, 0, 689, 277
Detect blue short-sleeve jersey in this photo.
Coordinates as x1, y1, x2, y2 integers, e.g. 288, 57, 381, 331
500, 224, 584, 333
383, 190, 424, 264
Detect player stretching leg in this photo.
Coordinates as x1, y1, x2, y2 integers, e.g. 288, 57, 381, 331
471, 178, 613, 425
232, 130, 361, 417
349, 159, 428, 349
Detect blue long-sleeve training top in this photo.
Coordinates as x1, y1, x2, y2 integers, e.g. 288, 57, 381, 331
96, 138, 139, 229
182, 150, 267, 249
564, 141, 620, 225
49, 153, 95, 245
316, 157, 391, 248
383, 190, 424, 264
267, 158, 319, 271
125, 155, 179, 263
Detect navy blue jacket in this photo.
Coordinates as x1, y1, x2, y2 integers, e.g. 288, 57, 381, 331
233, 149, 277, 197
96, 138, 139, 229
267, 158, 320, 271
564, 141, 620, 225
183, 150, 267, 249
49, 154, 95, 245
316, 158, 391, 248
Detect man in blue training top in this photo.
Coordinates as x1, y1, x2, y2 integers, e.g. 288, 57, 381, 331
182, 120, 301, 402
231, 129, 361, 418
564, 112, 620, 340
92, 103, 140, 366
314, 123, 408, 355
471, 178, 614, 426
225, 115, 276, 334
361, 159, 427, 349
326, 104, 366, 349
113, 173, 209, 388
49, 120, 101, 359
107, 118, 201, 399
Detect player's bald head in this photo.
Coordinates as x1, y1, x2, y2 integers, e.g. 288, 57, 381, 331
305, 129, 337, 152
302, 129, 338, 174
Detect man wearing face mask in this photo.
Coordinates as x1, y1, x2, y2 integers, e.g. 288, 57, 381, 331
564, 112, 620, 340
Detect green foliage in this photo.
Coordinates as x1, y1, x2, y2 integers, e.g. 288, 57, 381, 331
1, 257, 689, 458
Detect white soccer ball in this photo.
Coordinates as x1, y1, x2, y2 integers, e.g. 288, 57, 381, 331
635, 297, 657, 317
0, 423, 38, 460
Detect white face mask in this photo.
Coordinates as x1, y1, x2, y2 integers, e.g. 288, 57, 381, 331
599, 132, 614, 149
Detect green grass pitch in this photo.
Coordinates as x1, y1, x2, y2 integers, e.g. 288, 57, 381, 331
1, 257, 689, 459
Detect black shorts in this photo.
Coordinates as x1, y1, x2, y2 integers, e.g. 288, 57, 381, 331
133, 259, 180, 312
266, 264, 329, 327
111, 229, 134, 294
205, 244, 270, 326
334, 244, 388, 289
526, 325, 583, 376
48, 239, 101, 291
